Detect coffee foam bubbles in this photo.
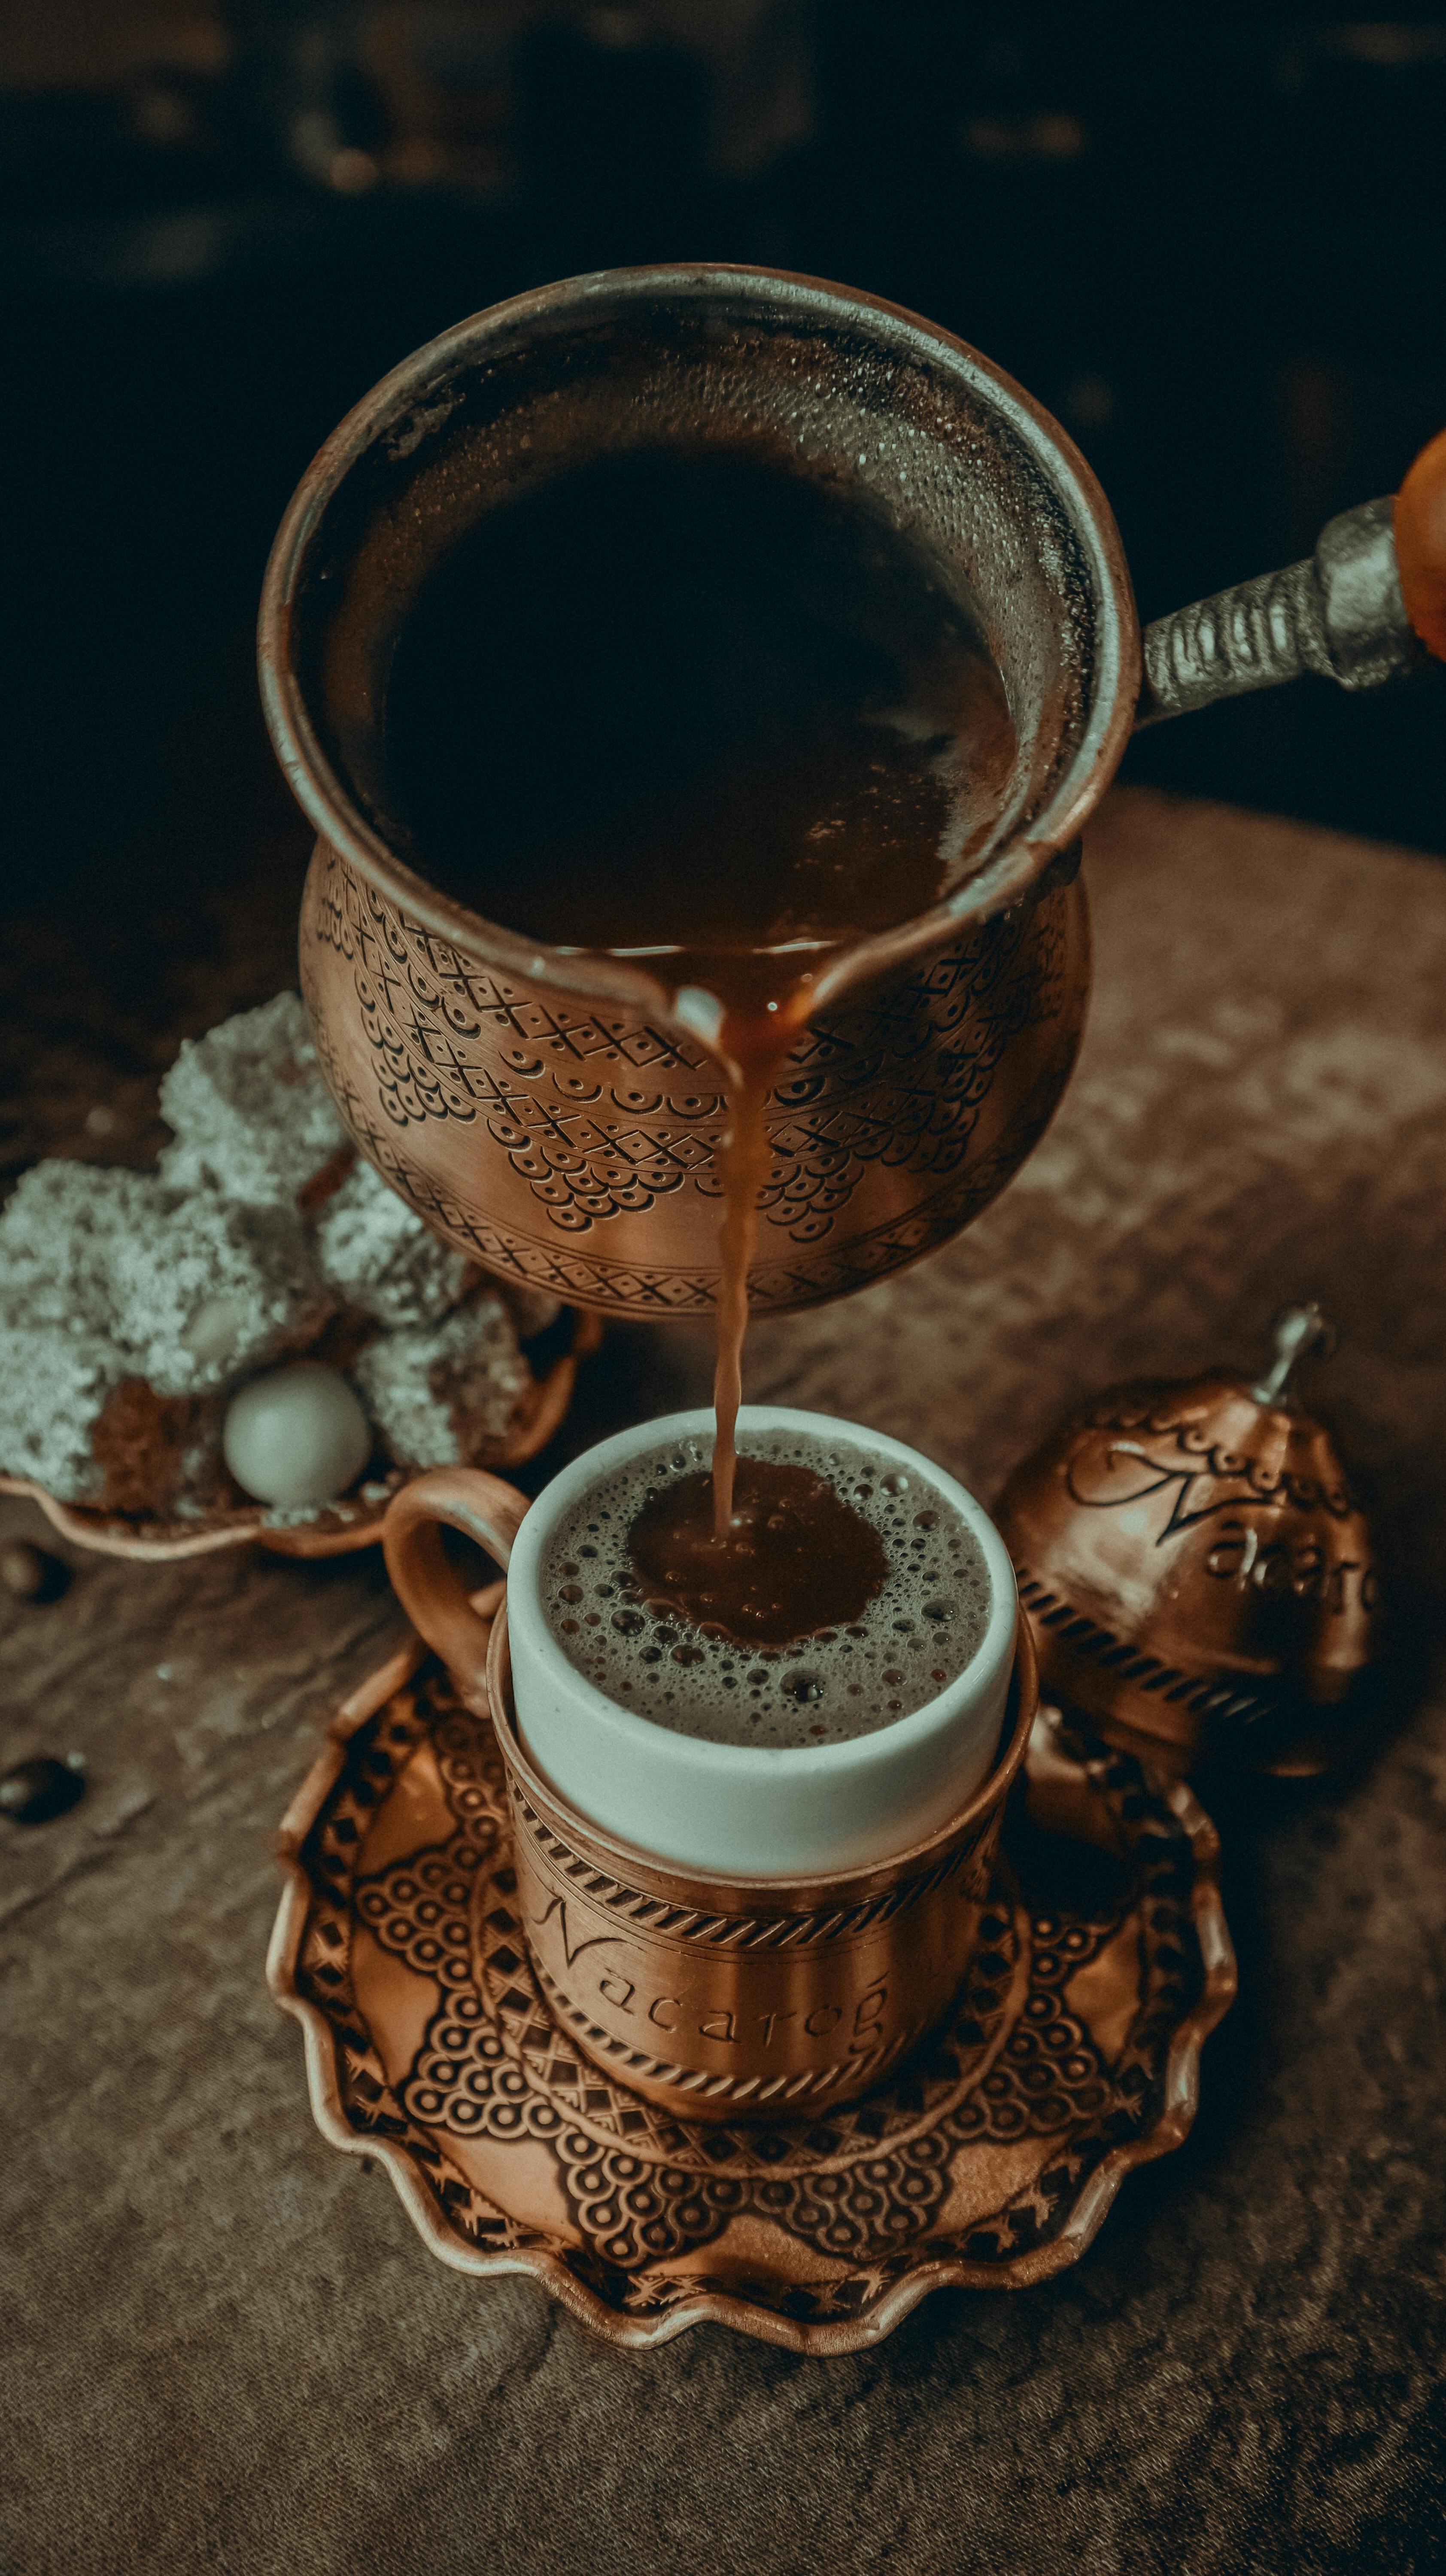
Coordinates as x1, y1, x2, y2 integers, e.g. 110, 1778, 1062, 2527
540, 1426, 991, 1748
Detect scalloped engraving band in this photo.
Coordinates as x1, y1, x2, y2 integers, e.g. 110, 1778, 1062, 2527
300, 845, 1088, 1316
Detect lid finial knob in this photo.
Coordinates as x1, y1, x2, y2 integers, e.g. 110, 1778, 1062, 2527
1251, 1301, 1336, 1406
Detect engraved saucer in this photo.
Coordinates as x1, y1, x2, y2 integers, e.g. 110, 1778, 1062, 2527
268, 1593, 1236, 2353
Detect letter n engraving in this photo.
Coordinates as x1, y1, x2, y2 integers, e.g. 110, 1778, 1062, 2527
531, 1893, 620, 1968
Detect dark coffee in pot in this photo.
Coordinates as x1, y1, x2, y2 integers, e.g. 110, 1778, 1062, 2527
383, 449, 1015, 960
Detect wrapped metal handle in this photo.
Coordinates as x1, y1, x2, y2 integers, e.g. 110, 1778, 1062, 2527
1136, 496, 1420, 727
1136, 428, 1446, 727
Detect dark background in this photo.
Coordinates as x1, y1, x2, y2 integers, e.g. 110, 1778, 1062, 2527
3, 6, 1446, 893
5, 21, 1446, 2574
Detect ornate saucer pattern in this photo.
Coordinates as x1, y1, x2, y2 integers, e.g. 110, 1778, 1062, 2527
268, 1602, 1236, 2353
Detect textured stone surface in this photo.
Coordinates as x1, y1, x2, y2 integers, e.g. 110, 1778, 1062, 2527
4, 787, 1445, 2575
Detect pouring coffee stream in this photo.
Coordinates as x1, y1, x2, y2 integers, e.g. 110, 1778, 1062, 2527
708, 1018, 790, 1537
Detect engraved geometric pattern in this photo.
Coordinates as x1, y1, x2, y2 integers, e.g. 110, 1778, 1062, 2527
291, 1657, 1218, 2332
507, 1776, 995, 1952
302, 848, 1083, 1314
498, 1757, 1005, 2110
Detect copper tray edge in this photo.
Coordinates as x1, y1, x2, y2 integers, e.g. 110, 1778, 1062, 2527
1021, 1761, 1237, 2278
267, 1599, 1239, 2354
0, 1313, 601, 1564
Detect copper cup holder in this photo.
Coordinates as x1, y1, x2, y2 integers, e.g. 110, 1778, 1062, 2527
483, 1607, 1038, 2124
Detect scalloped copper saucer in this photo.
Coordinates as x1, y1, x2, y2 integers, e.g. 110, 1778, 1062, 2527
0, 1315, 601, 1561
268, 1598, 1236, 2352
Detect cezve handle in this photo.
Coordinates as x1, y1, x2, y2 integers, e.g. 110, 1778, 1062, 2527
1136, 425, 1446, 727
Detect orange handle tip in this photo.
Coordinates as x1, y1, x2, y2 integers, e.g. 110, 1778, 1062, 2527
1395, 426, 1446, 663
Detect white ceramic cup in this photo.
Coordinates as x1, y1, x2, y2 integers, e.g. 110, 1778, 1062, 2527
385, 1404, 1018, 1881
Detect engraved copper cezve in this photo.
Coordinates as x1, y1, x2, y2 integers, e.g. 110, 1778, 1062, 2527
261, 265, 1135, 1316
259, 267, 1437, 1320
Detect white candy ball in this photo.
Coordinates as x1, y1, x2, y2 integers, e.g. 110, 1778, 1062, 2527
223, 1362, 372, 1507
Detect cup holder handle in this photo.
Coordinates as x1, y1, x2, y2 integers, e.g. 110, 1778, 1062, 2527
383, 1468, 530, 1716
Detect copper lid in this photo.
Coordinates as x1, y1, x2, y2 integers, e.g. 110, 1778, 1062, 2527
996, 1306, 1384, 1776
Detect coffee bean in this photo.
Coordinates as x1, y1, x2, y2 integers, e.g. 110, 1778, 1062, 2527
1, 1540, 67, 1604
0, 1754, 86, 1826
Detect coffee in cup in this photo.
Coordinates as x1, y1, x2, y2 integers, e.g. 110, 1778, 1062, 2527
539, 1419, 993, 1752
384, 1406, 1016, 1878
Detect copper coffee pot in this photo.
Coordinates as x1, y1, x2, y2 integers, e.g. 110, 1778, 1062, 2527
258, 268, 1446, 1320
